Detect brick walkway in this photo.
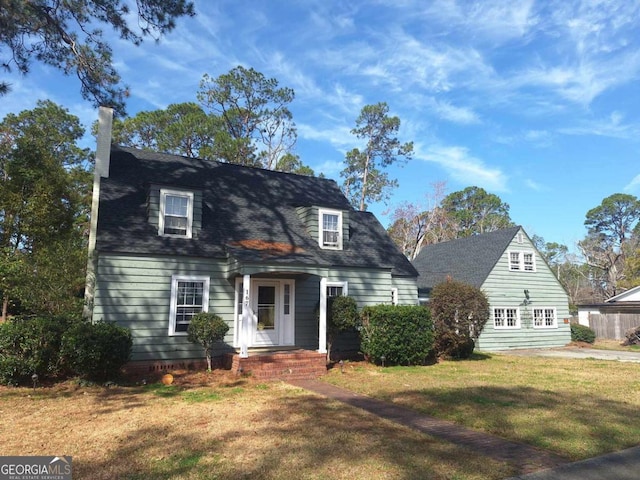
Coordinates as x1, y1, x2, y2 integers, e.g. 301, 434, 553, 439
290, 379, 569, 475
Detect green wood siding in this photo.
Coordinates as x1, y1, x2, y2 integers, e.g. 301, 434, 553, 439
477, 232, 571, 351
95, 253, 417, 361
94, 254, 234, 361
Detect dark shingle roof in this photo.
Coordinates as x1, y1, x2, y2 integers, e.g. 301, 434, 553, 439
412, 226, 521, 291
96, 146, 417, 276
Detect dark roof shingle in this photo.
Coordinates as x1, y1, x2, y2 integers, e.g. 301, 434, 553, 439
412, 226, 521, 291
97, 146, 417, 276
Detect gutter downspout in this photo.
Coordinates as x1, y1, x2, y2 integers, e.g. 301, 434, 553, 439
82, 106, 113, 322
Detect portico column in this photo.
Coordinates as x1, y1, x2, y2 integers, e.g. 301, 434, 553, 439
240, 274, 251, 358
318, 277, 327, 354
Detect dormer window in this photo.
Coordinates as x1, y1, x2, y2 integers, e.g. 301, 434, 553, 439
159, 189, 193, 238
318, 208, 342, 249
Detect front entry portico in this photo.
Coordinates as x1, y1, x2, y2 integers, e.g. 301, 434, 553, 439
234, 273, 329, 358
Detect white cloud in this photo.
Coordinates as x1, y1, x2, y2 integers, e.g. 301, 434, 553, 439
417, 144, 508, 192
559, 112, 640, 139
624, 174, 640, 193
430, 99, 481, 125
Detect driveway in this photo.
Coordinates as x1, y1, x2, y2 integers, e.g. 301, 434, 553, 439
496, 346, 640, 363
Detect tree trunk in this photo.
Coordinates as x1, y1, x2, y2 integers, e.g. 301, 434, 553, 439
205, 348, 212, 371
359, 154, 371, 211
0, 296, 7, 322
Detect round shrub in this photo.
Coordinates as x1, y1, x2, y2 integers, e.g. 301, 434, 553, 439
571, 323, 596, 344
187, 312, 229, 371
359, 305, 434, 366
429, 279, 490, 359
0, 316, 74, 385
61, 321, 132, 381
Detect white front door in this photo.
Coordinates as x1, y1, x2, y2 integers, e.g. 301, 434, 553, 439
252, 281, 280, 346
235, 278, 295, 348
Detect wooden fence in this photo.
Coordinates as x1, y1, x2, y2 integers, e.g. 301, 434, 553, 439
587, 313, 640, 340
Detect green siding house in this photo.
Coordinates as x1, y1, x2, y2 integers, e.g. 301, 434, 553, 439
85, 109, 418, 373
412, 227, 571, 350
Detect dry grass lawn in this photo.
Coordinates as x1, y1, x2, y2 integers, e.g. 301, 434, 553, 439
0, 370, 512, 480
325, 353, 640, 461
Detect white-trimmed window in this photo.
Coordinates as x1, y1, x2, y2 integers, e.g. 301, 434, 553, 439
159, 188, 194, 237
318, 209, 343, 250
493, 307, 520, 329
169, 275, 209, 335
327, 281, 348, 298
508, 250, 536, 272
533, 307, 557, 328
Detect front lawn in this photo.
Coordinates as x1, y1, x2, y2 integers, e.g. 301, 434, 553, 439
0, 371, 511, 480
324, 353, 640, 461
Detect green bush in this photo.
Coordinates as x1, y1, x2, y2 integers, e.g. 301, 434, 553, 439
61, 321, 132, 381
571, 323, 596, 344
327, 295, 359, 362
429, 280, 490, 359
0, 316, 73, 385
187, 312, 229, 371
359, 305, 434, 366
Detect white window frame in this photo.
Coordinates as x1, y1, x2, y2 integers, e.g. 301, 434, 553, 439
493, 307, 521, 329
533, 307, 558, 329
169, 275, 210, 336
508, 250, 536, 272
159, 188, 194, 238
326, 281, 348, 297
318, 208, 343, 250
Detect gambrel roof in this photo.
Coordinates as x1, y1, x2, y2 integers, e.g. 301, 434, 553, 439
412, 226, 522, 292
96, 146, 417, 277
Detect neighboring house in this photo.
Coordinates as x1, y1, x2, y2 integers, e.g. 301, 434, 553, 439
85, 108, 418, 373
412, 226, 571, 351
578, 286, 640, 340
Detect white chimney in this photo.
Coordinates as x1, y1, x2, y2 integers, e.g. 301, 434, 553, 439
83, 106, 114, 321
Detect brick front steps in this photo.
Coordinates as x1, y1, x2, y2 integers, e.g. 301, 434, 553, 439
224, 349, 327, 381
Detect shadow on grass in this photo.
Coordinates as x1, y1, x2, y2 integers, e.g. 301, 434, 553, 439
388, 384, 640, 460
75, 389, 513, 480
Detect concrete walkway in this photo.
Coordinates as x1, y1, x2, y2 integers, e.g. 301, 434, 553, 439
290, 379, 568, 476
495, 346, 640, 363
506, 445, 640, 480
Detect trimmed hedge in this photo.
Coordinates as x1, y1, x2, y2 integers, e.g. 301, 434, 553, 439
570, 323, 596, 344
0, 316, 134, 385
61, 321, 133, 381
0, 316, 73, 386
359, 305, 434, 366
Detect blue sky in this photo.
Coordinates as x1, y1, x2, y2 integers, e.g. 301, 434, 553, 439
2, 0, 640, 250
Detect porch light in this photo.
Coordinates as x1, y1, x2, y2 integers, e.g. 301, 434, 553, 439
380, 355, 386, 367
31, 373, 38, 390
523, 290, 532, 306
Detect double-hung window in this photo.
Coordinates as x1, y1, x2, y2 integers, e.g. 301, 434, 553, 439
169, 275, 209, 335
159, 189, 194, 237
493, 307, 520, 329
533, 307, 557, 328
318, 209, 342, 249
508, 251, 536, 272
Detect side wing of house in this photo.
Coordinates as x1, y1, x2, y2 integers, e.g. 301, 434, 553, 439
477, 230, 572, 350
